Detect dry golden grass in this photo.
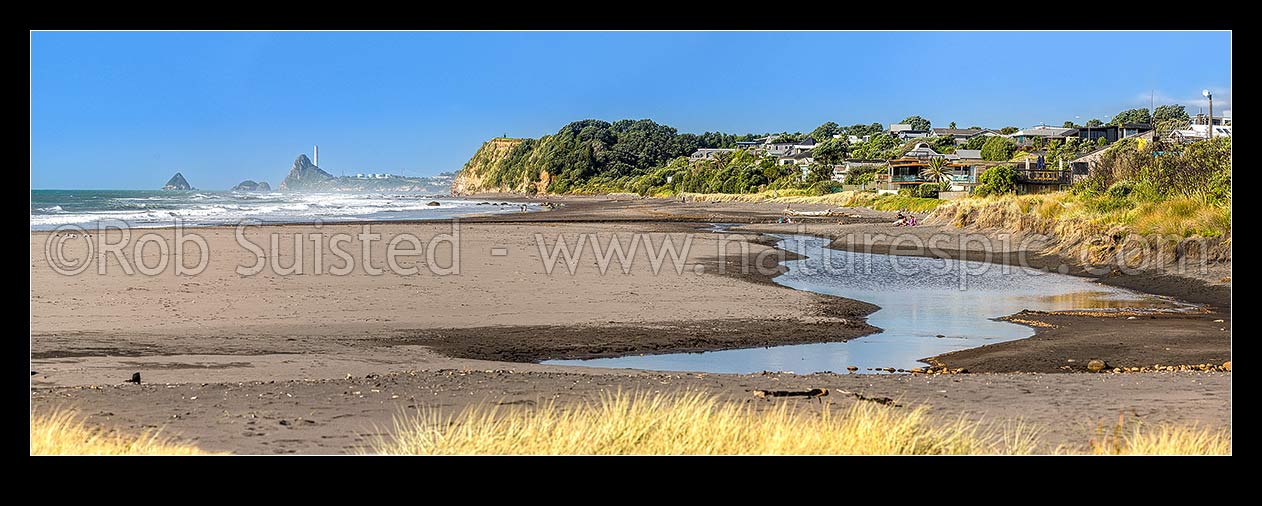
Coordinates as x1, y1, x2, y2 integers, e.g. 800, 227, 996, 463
31, 410, 213, 456
369, 391, 1231, 456
1089, 416, 1232, 455
369, 391, 994, 455
682, 190, 944, 212
930, 192, 1231, 266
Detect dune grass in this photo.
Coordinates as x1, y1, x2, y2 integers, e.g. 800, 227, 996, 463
1090, 417, 1232, 456
369, 391, 991, 455
931, 192, 1231, 266
681, 190, 945, 213
32, 394, 1230, 455
30, 410, 212, 456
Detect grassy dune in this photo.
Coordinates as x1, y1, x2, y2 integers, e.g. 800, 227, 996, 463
30, 410, 211, 456
930, 192, 1231, 266
369, 391, 1230, 456
682, 190, 945, 212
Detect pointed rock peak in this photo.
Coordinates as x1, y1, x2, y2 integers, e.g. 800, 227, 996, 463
279, 153, 334, 191
162, 172, 192, 190
294, 154, 314, 169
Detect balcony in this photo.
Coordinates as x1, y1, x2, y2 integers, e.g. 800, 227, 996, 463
1016, 169, 1072, 184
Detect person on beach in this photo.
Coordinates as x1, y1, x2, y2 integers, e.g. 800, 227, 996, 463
893, 212, 907, 227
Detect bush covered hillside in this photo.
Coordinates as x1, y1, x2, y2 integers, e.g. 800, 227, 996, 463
452, 119, 860, 196
453, 119, 746, 195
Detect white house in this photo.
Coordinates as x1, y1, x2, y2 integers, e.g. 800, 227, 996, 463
1171, 124, 1232, 142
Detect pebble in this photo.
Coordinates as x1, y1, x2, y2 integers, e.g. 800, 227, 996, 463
1087, 359, 1107, 372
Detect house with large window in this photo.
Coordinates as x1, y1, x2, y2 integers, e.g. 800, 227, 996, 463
889, 123, 930, 140
929, 128, 997, 145
886, 143, 979, 191
1009, 125, 1078, 147
1074, 123, 1152, 144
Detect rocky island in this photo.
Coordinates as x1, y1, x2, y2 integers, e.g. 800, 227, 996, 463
278, 153, 456, 192
231, 180, 272, 192
161, 172, 193, 190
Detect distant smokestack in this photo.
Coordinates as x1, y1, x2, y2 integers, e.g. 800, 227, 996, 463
314, 145, 319, 167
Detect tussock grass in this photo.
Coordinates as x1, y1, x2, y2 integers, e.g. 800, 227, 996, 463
1090, 416, 1231, 455
31, 410, 212, 456
370, 391, 1230, 455
369, 391, 989, 455
930, 192, 1231, 266
681, 190, 944, 212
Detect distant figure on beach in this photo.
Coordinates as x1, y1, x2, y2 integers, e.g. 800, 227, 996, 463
893, 212, 907, 227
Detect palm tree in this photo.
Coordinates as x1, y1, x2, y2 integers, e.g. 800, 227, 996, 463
923, 156, 952, 184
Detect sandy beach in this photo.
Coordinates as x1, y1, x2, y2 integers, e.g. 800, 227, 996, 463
30, 196, 1232, 454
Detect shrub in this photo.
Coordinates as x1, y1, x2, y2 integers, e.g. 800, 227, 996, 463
808, 180, 844, 196
980, 136, 1017, 161
1106, 180, 1136, 199
975, 165, 1020, 196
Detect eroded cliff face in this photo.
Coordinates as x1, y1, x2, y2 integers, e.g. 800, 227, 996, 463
451, 138, 548, 195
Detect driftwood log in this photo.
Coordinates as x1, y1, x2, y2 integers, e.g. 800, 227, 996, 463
752, 388, 828, 399
751, 388, 900, 407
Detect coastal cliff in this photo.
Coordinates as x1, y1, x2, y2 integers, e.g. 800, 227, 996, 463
450, 119, 720, 196
451, 138, 548, 195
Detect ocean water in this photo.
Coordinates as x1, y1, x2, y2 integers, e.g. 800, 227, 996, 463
30, 190, 532, 230
545, 234, 1191, 374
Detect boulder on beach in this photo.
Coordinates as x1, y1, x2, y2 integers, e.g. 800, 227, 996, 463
161, 172, 192, 190
1087, 359, 1107, 372
427, 201, 441, 206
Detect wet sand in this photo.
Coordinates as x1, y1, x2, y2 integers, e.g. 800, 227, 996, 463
30, 195, 1231, 454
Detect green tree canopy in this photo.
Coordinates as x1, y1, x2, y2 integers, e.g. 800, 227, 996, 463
1153, 104, 1191, 134
811, 138, 849, 165
964, 134, 991, 150
850, 134, 901, 160
899, 115, 931, 131
975, 165, 1020, 196
1085, 119, 1104, 128
999, 126, 1019, 135
948, 121, 957, 129
810, 122, 841, 142
807, 163, 834, 183
1110, 108, 1152, 126
843, 122, 885, 139
980, 136, 1017, 161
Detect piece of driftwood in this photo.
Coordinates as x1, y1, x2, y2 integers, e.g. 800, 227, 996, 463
752, 388, 828, 399
752, 388, 900, 407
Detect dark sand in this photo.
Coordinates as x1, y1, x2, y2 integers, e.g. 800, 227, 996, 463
31, 195, 1231, 454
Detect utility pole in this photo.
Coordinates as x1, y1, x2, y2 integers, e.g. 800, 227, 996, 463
1203, 89, 1214, 139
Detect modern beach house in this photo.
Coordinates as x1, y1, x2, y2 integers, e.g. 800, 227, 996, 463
885, 143, 980, 191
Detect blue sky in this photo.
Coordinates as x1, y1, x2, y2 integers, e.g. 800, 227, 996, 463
31, 31, 1231, 189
